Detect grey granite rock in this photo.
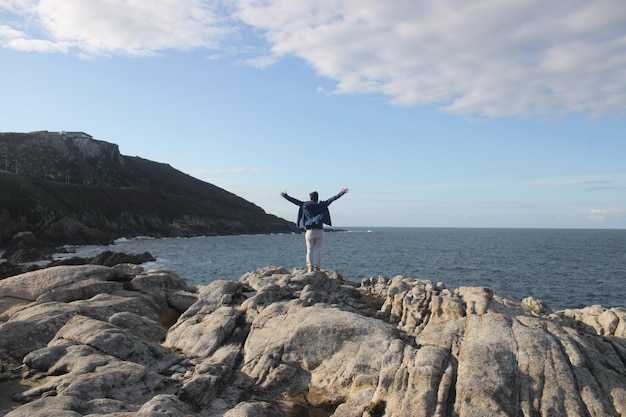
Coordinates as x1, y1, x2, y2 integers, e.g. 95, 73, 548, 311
1, 265, 624, 417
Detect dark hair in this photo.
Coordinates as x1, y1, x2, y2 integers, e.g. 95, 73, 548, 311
309, 191, 319, 202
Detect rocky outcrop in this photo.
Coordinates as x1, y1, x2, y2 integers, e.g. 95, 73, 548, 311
49, 250, 157, 267
0, 261, 39, 281
0, 233, 157, 278
1, 232, 56, 264
0, 266, 625, 416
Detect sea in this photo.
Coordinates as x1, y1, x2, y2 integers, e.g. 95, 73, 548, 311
56, 227, 626, 312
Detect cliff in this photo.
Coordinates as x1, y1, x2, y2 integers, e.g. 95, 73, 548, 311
0, 265, 625, 416
0, 131, 297, 245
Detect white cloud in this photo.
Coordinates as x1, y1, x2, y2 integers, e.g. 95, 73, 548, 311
587, 208, 626, 222
526, 173, 626, 188
7, 37, 68, 52
2, 0, 626, 118
235, 0, 626, 119
0, 23, 25, 39
1, 0, 233, 56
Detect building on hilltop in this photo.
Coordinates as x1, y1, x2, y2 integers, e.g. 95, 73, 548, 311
60, 131, 93, 139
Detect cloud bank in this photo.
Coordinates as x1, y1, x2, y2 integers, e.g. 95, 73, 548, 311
2, 0, 626, 118
1, 0, 231, 55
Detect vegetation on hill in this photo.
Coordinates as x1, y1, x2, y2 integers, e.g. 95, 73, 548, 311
0, 131, 297, 245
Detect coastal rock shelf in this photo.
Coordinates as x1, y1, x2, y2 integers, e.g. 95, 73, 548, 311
0, 265, 625, 416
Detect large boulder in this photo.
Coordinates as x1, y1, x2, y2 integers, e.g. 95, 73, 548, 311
1, 232, 56, 264
0, 265, 193, 363
164, 279, 244, 358
0, 264, 122, 306
49, 250, 156, 267
242, 302, 394, 408
0, 261, 40, 280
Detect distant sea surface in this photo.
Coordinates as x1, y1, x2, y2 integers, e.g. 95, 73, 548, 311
59, 227, 626, 312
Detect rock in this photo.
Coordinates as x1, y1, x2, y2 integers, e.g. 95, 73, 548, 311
1, 266, 625, 417
50, 250, 156, 268
554, 305, 626, 338
164, 305, 242, 359
39, 216, 107, 245
2, 232, 56, 264
178, 344, 242, 410
242, 302, 394, 406
130, 268, 188, 293
4, 248, 48, 264
91, 250, 156, 267
0, 265, 184, 362
0, 264, 119, 304
0, 249, 152, 281
137, 394, 193, 416
14, 315, 181, 413
130, 268, 192, 324
109, 311, 168, 342
166, 289, 199, 313
4, 395, 84, 417
522, 295, 553, 315
22, 339, 73, 372
223, 401, 285, 417
0, 302, 85, 361
55, 314, 178, 369
112, 262, 145, 276
0, 261, 40, 280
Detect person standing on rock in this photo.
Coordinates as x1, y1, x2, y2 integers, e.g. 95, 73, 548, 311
280, 188, 348, 273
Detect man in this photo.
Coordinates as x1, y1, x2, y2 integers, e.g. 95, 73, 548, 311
280, 188, 349, 272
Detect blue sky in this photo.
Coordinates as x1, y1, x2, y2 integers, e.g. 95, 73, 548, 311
1, 0, 626, 228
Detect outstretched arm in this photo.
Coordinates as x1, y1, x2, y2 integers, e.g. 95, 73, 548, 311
280, 191, 304, 206
324, 188, 349, 204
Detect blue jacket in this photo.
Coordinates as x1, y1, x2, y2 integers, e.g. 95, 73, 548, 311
282, 191, 345, 229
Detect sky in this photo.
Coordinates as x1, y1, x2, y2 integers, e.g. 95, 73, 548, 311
1, 0, 626, 229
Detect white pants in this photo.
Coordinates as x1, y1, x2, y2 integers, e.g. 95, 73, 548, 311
305, 228, 324, 269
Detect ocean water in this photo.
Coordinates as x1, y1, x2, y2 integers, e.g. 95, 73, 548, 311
60, 227, 626, 312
